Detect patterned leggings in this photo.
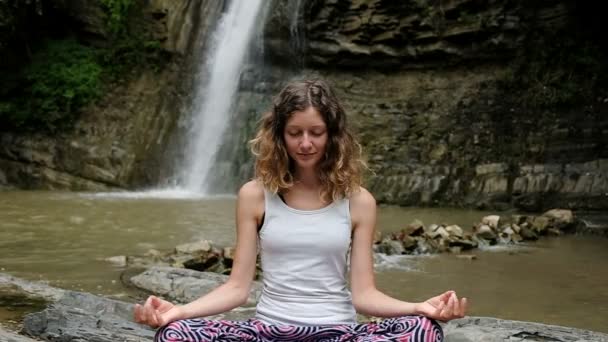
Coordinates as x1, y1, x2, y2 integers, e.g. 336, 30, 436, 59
154, 315, 443, 342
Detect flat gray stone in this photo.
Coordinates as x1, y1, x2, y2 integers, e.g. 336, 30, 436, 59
442, 317, 608, 342
0, 273, 65, 302
3, 272, 607, 342
0, 326, 40, 341
22, 291, 155, 342
130, 266, 262, 306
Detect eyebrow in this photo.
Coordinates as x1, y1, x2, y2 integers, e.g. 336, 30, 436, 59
285, 125, 326, 129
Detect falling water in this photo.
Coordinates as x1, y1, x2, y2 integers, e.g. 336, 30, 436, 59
179, 0, 266, 194
288, 0, 306, 66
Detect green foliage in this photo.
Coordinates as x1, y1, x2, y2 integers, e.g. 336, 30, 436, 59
1, 0, 167, 132
100, 0, 136, 37
0, 39, 102, 130
99, 0, 165, 77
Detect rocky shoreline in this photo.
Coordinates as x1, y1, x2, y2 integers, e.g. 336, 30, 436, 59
1, 271, 607, 342
104, 209, 602, 281
1, 208, 606, 341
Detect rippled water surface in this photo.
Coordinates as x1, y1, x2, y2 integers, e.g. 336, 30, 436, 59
1, 191, 607, 333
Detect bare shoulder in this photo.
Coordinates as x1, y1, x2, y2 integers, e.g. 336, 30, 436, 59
350, 186, 376, 209
238, 179, 265, 203
349, 187, 376, 229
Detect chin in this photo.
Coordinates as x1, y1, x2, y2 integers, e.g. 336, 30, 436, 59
295, 158, 321, 168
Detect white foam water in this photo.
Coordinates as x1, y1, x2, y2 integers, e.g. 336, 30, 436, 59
180, 0, 266, 194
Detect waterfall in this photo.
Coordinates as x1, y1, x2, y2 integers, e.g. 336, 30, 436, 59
288, 0, 306, 66
178, 0, 266, 194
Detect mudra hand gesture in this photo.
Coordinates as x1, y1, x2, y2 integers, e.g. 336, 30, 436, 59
415, 290, 468, 322
134, 295, 180, 328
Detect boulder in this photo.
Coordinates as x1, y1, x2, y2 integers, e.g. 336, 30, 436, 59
474, 224, 497, 243
402, 219, 425, 236
175, 240, 212, 254
129, 267, 262, 306
2, 273, 607, 342
445, 224, 464, 238
0, 326, 39, 342
0, 272, 65, 302
22, 291, 154, 342
519, 226, 539, 241
532, 216, 551, 234
481, 215, 501, 230
427, 226, 450, 240
542, 209, 575, 231
375, 239, 406, 255
442, 316, 608, 341
448, 237, 478, 251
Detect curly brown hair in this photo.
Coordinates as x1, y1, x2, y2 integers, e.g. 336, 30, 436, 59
249, 79, 366, 201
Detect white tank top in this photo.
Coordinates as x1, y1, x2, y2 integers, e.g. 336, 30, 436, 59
255, 189, 357, 326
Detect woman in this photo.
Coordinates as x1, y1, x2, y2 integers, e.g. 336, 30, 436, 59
134, 79, 467, 341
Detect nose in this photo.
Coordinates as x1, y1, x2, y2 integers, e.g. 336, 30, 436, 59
300, 133, 313, 151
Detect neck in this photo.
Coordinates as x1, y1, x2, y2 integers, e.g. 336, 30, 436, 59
293, 168, 321, 189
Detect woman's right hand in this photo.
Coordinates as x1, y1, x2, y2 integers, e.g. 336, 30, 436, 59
133, 295, 181, 327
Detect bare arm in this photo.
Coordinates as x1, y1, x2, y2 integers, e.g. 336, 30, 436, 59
349, 187, 467, 320
175, 181, 262, 319
349, 188, 418, 317
135, 180, 263, 326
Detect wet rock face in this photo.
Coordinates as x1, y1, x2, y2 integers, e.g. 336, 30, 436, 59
311, 70, 607, 211
0, 0, 224, 190
0, 0, 207, 54
266, 0, 568, 68
257, 1, 608, 211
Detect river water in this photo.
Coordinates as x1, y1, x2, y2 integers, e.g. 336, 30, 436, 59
0, 191, 606, 333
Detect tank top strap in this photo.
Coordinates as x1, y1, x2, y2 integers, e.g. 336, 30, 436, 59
262, 188, 284, 223
338, 196, 351, 228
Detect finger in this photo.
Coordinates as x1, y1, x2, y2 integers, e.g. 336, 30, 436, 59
150, 309, 159, 327
133, 304, 142, 323
443, 293, 455, 318
439, 290, 453, 302
452, 293, 460, 317
150, 295, 160, 309
143, 297, 155, 325
460, 297, 468, 317
154, 310, 164, 327
154, 296, 172, 312
435, 298, 445, 314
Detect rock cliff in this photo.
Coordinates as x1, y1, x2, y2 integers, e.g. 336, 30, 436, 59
1, 0, 607, 212
0, 0, 224, 189
246, 0, 607, 211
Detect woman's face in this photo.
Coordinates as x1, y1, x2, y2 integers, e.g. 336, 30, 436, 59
283, 106, 328, 170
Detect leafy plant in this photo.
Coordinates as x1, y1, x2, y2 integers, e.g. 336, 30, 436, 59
0, 0, 167, 132
0, 39, 102, 130
99, 0, 164, 76
100, 0, 136, 37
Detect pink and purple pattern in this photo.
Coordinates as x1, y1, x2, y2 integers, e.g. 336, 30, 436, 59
155, 315, 443, 341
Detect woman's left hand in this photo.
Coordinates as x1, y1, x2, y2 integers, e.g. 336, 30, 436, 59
414, 290, 468, 322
